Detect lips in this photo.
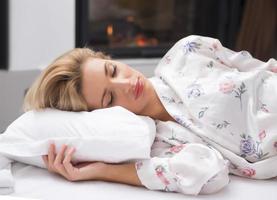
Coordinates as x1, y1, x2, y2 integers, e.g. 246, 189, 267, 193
134, 77, 144, 100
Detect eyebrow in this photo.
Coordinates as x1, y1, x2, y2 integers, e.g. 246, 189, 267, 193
101, 62, 108, 108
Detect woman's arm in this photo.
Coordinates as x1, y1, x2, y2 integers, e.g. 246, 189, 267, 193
99, 162, 143, 187
161, 35, 277, 73
192, 35, 277, 72
42, 143, 143, 187
42, 143, 230, 195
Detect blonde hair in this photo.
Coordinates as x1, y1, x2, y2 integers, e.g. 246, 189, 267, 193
22, 48, 110, 112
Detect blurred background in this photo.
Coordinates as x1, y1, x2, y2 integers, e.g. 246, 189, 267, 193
0, 0, 276, 131
80, 0, 277, 60
0, 0, 276, 71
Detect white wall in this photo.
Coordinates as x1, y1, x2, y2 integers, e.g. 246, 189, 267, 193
0, 70, 41, 133
9, 0, 75, 71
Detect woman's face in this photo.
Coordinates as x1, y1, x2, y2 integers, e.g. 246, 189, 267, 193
81, 57, 155, 115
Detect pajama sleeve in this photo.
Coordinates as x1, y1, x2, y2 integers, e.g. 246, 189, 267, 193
135, 143, 230, 196
185, 35, 277, 72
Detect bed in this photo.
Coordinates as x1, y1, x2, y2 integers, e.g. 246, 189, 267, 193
1, 66, 277, 200
1, 161, 275, 200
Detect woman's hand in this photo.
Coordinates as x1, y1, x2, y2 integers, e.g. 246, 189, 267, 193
42, 143, 106, 182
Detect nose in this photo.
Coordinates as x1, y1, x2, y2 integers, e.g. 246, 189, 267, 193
111, 78, 134, 94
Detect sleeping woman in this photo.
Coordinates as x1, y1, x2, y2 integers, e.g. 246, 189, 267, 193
23, 35, 277, 196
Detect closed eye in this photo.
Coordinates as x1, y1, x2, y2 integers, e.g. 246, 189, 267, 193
112, 64, 117, 77
108, 92, 114, 106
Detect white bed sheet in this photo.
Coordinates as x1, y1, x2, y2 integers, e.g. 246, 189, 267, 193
4, 162, 277, 200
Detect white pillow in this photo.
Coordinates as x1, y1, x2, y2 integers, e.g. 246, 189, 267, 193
0, 106, 156, 168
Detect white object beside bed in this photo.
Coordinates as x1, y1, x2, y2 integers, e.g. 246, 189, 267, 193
5, 162, 277, 200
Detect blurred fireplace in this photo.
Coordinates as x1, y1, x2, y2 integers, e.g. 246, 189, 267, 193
76, 0, 245, 58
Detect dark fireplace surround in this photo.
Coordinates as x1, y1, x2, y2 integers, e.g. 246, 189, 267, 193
0, 0, 8, 69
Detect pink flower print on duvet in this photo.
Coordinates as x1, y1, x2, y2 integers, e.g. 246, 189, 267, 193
270, 66, 277, 73
229, 163, 256, 178
219, 79, 247, 111
135, 161, 143, 170
241, 168, 256, 177
212, 43, 219, 50
155, 165, 170, 189
258, 130, 266, 141
169, 144, 186, 154
219, 80, 236, 94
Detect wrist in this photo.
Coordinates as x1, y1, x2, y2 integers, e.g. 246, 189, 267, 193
97, 162, 142, 186
93, 162, 110, 180
98, 163, 119, 181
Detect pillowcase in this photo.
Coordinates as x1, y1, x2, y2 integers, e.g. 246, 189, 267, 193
0, 106, 156, 168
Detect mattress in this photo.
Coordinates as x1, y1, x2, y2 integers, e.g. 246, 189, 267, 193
2, 162, 277, 200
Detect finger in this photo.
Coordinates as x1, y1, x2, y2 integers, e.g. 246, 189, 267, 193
63, 147, 76, 175
54, 144, 68, 167
44, 144, 74, 181
42, 155, 48, 167
43, 154, 57, 173
56, 146, 76, 181
48, 143, 56, 166
53, 144, 68, 173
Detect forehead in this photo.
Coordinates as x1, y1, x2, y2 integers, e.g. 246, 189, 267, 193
81, 58, 106, 110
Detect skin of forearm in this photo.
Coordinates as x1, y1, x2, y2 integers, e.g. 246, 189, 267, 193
98, 162, 143, 187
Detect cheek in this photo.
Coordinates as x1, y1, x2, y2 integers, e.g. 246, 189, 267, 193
125, 70, 134, 78
133, 88, 150, 114
125, 66, 140, 76
116, 97, 144, 114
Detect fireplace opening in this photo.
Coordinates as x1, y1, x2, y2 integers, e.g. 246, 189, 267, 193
76, 0, 245, 58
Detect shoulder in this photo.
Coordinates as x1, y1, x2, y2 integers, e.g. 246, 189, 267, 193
175, 35, 220, 46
